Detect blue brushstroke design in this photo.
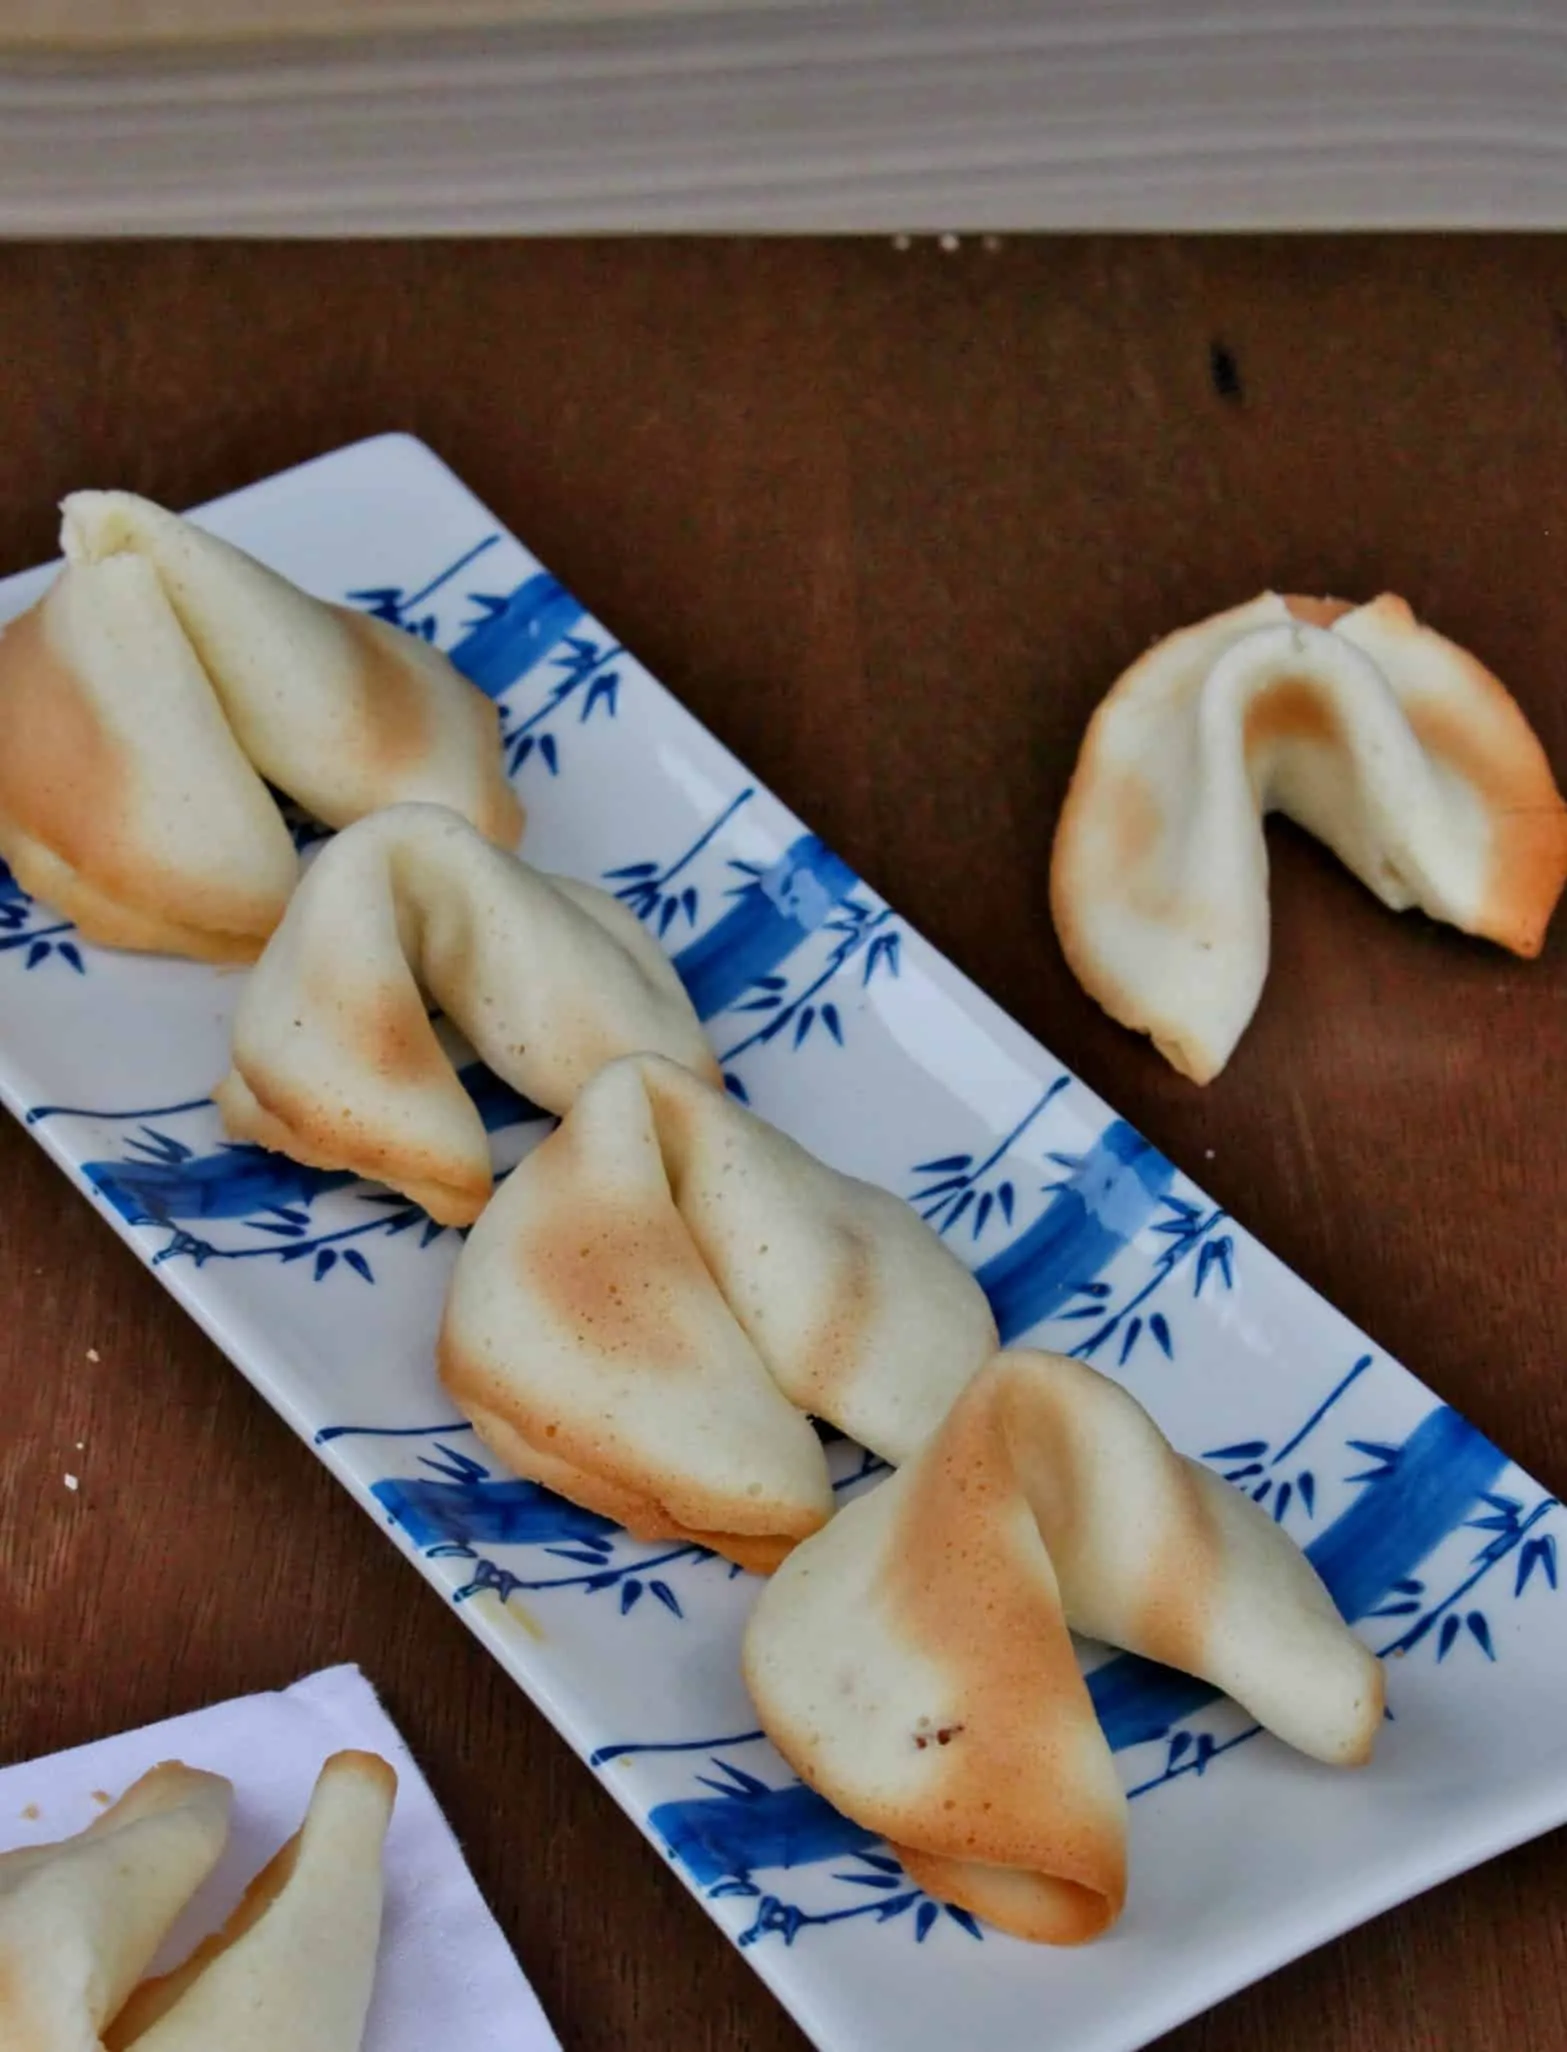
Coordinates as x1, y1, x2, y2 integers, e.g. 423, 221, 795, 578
447, 572, 585, 698
371, 1473, 617, 1550
1307, 1406, 1507, 1623
673, 834, 861, 1021
654, 1782, 880, 1888
86, 1146, 356, 1228
0, 858, 23, 907
975, 1120, 1177, 1344
636, 1402, 1508, 1884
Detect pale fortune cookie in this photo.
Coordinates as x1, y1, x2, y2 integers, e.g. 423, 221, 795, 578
216, 804, 719, 1225
0, 1762, 232, 2052
1050, 593, 1567, 1081
107, 1751, 396, 2052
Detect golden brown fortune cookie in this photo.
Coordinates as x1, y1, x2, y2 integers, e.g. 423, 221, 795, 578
0, 490, 521, 963
438, 1052, 999, 1571
743, 1349, 1385, 1944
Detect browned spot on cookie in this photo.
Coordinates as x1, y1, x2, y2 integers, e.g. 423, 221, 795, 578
335, 607, 438, 779
1407, 694, 1567, 954
1243, 675, 1342, 755
1282, 594, 1354, 629
787, 1223, 875, 1415
877, 1372, 1122, 1884
1110, 770, 1160, 874
0, 603, 125, 876
355, 981, 449, 1085
512, 1123, 715, 1373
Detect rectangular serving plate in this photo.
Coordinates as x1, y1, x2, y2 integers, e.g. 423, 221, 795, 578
2, 434, 1563, 2052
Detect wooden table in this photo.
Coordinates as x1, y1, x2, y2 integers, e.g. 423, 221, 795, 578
2, 237, 1564, 2052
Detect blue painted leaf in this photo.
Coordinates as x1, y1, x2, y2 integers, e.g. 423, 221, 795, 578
1251, 1479, 1272, 1504
1223, 1463, 1264, 1483
875, 1895, 914, 1923
915, 1901, 939, 1942
1273, 1480, 1293, 1523
1047, 1150, 1084, 1170
1466, 1514, 1518, 1533
1193, 1732, 1216, 1771
343, 1248, 374, 1283
1203, 1439, 1269, 1461
420, 1218, 446, 1247
1393, 1577, 1426, 1595
545, 1547, 611, 1566
838, 1870, 902, 1891
1367, 1599, 1422, 1617
604, 860, 659, 879
1516, 1534, 1558, 1595
944, 1904, 984, 1939
649, 1579, 683, 1617
1298, 1471, 1317, 1517
539, 733, 559, 775
731, 993, 783, 1012
856, 1852, 904, 1876
250, 1218, 307, 1238
1467, 1611, 1496, 1659
510, 735, 535, 769
793, 1006, 815, 1049
681, 886, 699, 926
1168, 1731, 1192, 1763
60, 943, 84, 974
314, 1248, 337, 1280
751, 973, 789, 991
1150, 1313, 1173, 1358
25, 940, 49, 967
1437, 1613, 1462, 1660
1481, 1492, 1523, 1515
1072, 1280, 1114, 1299
910, 1175, 971, 1202
997, 1180, 1015, 1224
945, 1189, 974, 1231
584, 670, 620, 718
1118, 1317, 1143, 1366
620, 1579, 644, 1614
1348, 1441, 1402, 1462
973, 1191, 993, 1240
706, 1759, 772, 1799
822, 1002, 843, 1045
729, 859, 763, 878
722, 1073, 750, 1104
658, 898, 679, 937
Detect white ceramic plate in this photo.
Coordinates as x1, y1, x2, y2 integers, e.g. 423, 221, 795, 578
2, 434, 1563, 2052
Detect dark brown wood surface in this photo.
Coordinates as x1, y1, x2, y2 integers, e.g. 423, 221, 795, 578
2, 237, 1565, 2052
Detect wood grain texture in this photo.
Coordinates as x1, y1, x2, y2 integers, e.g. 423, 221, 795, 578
0, 236, 1564, 2052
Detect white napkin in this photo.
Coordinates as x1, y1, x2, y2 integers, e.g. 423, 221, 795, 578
0, 1663, 561, 2052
